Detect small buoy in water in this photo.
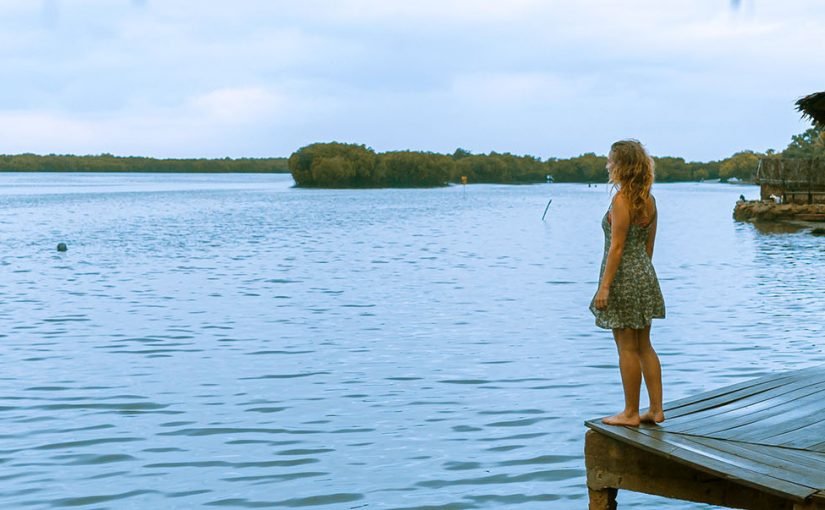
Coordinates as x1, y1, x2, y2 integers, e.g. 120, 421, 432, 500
57, 242, 67, 252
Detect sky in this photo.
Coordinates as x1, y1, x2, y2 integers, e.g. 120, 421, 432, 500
0, 0, 823, 161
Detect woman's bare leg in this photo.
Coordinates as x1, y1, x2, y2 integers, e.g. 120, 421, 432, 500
602, 328, 641, 426
638, 324, 665, 423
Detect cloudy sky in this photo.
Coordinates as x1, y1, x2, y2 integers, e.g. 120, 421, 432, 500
0, 1, 823, 161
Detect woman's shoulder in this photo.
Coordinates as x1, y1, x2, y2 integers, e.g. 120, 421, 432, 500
610, 192, 631, 212
610, 192, 629, 205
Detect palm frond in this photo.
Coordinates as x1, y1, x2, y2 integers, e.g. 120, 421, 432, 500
796, 91, 825, 126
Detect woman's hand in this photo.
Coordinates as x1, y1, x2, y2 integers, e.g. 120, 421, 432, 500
594, 286, 609, 310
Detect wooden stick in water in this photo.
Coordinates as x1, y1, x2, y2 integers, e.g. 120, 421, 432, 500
542, 199, 552, 221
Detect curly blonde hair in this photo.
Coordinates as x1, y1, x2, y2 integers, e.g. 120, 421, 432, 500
608, 139, 654, 223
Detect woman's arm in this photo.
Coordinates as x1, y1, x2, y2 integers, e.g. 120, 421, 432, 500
594, 194, 630, 310
646, 215, 657, 259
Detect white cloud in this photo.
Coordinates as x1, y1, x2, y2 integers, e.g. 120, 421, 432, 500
0, 111, 96, 151
0, 0, 822, 159
451, 72, 598, 108
190, 87, 285, 122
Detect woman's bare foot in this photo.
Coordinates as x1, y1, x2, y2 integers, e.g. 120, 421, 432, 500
640, 409, 665, 424
601, 411, 640, 427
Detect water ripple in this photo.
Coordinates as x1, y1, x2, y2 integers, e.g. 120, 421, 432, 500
0, 176, 820, 510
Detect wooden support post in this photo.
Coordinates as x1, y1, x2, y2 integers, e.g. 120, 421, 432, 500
588, 487, 617, 510
793, 504, 822, 510
792, 497, 825, 510
585, 430, 796, 510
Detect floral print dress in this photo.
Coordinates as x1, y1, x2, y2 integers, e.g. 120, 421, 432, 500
589, 200, 666, 330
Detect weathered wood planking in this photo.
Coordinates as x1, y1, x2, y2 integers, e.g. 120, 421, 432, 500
586, 365, 825, 509
665, 379, 825, 436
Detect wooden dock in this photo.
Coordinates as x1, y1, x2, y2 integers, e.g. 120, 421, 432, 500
585, 365, 825, 509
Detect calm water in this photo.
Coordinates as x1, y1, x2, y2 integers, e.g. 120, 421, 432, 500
1, 173, 823, 509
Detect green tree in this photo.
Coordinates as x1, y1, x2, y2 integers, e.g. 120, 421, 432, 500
547, 153, 607, 182
377, 151, 452, 187
311, 156, 355, 186
288, 142, 377, 187
0, 154, 289, 173
719, 151, 760, 182
452, 148, 472, 160
653, 157, 690, 182
782, 126, 825, 158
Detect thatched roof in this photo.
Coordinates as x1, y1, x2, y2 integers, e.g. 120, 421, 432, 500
796, 91, 825, 126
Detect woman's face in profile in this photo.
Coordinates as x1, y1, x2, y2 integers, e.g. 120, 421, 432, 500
606, 154, 616, 181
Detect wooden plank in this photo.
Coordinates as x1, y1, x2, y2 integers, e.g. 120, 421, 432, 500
637, 431, 825, 491
774, 422, 825, 450
585, 421, 814, 501
667, 377, 825, 431
716, 400, 825, 444
664, 370, 822, 421
663, 367, 820, 412
638, 428, 821, 496
714, 408, 825, 449
670, 381, 825, 437
707, 390, 825, 442
585, 430, 795, 510
662, 367, 819, 415
664, 370, 825, 424
587, 419, 680, 455
696, 438, 825, 474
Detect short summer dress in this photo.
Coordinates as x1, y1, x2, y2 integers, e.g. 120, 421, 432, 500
589, 198, 666, 330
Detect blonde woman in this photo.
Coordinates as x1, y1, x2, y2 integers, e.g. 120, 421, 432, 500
590, 139, 666, 427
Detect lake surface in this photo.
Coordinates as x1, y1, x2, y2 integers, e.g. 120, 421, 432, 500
1, 173, 823, 509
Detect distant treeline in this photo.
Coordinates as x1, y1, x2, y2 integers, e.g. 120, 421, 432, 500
288, 142, 740, 188
0, 154, 289, 173
289, 125, 825, 188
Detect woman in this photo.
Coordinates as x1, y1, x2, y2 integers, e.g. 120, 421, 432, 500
590, 139, 666, 427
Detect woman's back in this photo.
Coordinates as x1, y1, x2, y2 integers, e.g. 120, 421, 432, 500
607, 194, 656, 228
604, 195, 657, 251
592, 194, 664, 330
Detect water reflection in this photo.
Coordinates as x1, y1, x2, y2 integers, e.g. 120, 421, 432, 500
750, 221, 808, 234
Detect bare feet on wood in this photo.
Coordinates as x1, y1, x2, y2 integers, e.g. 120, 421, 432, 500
601, 411, 640, 427
640, 410, 665, 424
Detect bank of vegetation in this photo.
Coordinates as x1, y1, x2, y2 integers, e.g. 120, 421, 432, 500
2, 125, 820, 184
289, 143, 723, 188
289, 125, 824, 188
0, 154, 289, 173
287, 143, 738, 188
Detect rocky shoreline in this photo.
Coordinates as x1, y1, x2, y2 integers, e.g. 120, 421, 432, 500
733, 200, 825, 221
733, 200, 825, 235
